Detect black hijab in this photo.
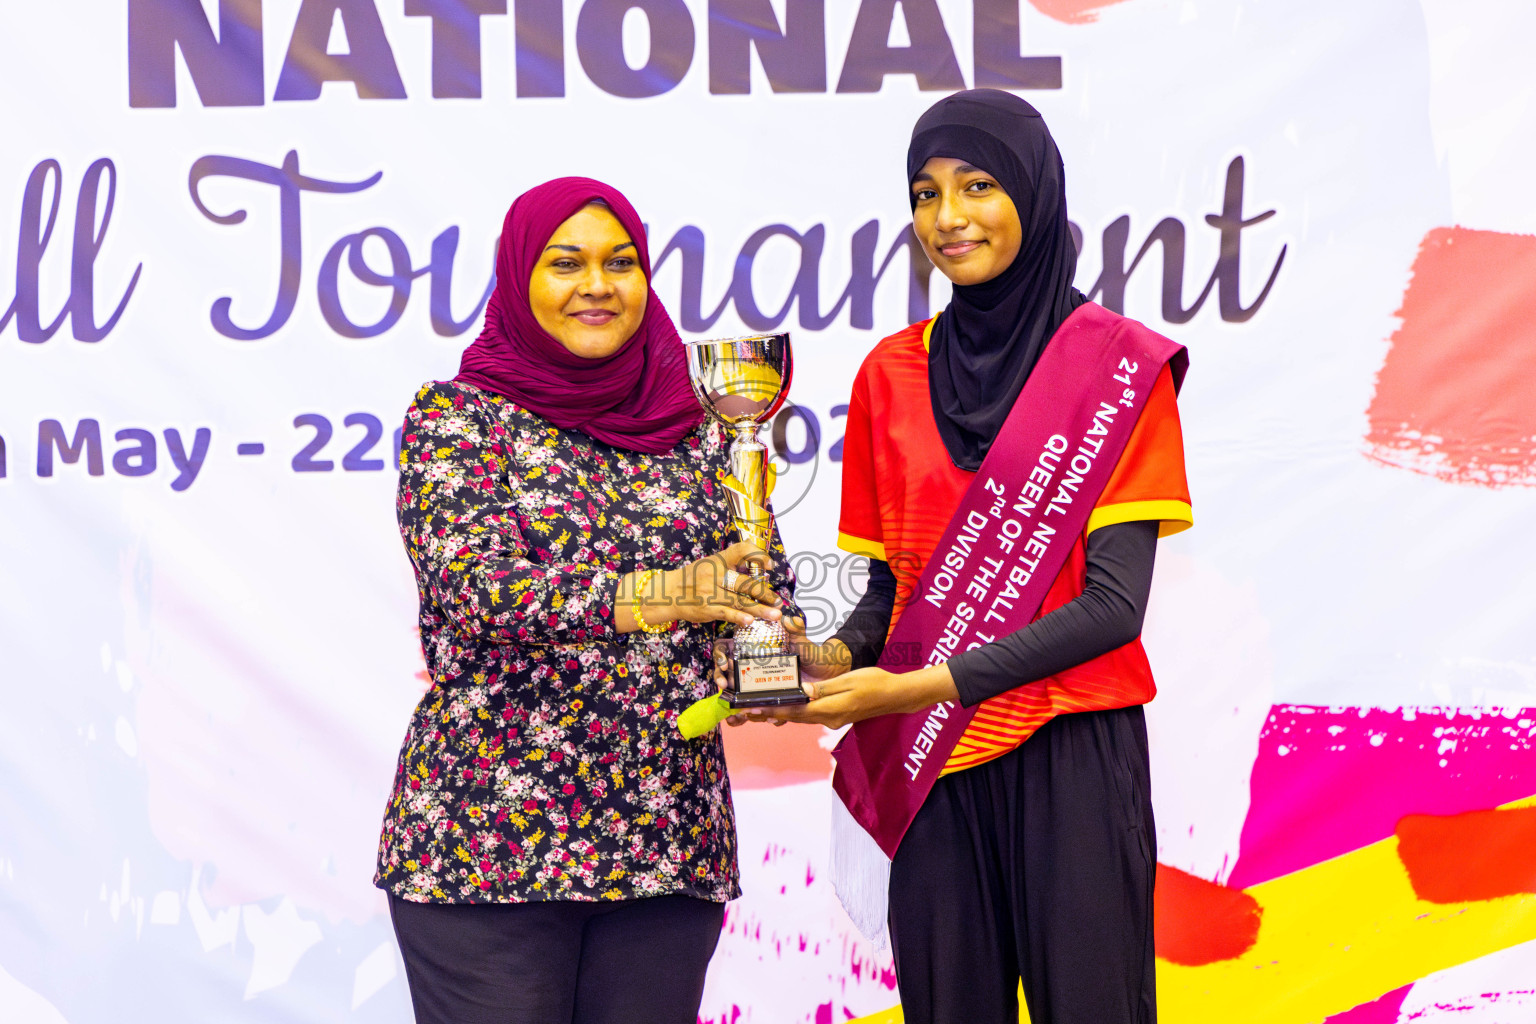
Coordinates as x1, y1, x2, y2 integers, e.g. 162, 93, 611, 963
908, 89, 1084, 471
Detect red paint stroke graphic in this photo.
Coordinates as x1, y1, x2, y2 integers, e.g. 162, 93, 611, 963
1153, 864, 1261, 965
1029, 0, 1132, 24
1396, 805, 1536, 903
1323, 984, 1413, 1023
1366, 226, 1536, 487
1229, 706, 1536, 889
722, 721, 831, 789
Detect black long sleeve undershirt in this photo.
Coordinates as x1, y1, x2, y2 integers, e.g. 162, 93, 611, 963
831, 520, 1159, 708
833, 558, 899, 670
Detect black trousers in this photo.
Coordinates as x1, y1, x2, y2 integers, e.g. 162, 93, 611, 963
389, 894, 724, 1024
888, 705, 1157, 1024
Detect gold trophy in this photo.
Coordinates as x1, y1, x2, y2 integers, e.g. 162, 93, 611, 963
684, 332, 807, 709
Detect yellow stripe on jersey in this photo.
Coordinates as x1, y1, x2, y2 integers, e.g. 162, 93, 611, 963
836, 532, 888, 563
1086, 499, 1193, 538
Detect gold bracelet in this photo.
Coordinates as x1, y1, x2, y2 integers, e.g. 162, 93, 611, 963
632, 569, 673, 634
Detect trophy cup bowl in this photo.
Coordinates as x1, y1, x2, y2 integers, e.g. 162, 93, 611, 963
683, 333, 806, 709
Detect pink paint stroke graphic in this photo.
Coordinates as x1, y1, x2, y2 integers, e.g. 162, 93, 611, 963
1228, 706, 1536, 889
1366, 227, 1536, 487
1400, 986, 1536, 1020
1029, 0, 1133, 24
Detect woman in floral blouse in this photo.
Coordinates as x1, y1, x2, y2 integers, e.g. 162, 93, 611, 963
375, 177, 792, 1024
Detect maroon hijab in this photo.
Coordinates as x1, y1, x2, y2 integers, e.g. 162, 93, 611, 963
455, 177, 703, 454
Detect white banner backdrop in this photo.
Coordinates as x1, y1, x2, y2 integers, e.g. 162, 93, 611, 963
4, 1, 1536, 1021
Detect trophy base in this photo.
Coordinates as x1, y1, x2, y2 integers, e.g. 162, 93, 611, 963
727, 651, 808, 709
726, 687, 810, 710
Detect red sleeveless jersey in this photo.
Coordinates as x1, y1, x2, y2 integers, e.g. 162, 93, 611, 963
837, 317, 1193, 773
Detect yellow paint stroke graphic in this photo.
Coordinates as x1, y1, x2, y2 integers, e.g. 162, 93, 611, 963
850, 793, 1536, 1024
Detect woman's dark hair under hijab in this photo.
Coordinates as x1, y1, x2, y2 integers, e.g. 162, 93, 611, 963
909, 89, 1085, 471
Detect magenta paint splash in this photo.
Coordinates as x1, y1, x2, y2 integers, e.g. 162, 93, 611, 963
1228, 706, 1536, 889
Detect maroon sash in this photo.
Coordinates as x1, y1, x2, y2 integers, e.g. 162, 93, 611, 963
832, 303, 1185, 858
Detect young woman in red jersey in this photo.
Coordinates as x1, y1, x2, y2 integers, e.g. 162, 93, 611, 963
763, 90, 1193, 1024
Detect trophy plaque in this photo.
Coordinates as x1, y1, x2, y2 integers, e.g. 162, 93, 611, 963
683, 332, 807, 709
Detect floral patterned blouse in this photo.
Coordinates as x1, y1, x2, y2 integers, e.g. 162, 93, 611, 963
375, 379, 792, 905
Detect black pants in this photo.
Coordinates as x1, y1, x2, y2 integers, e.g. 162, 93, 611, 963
389, 894, 724, 1024
888, 705, 1157, 1024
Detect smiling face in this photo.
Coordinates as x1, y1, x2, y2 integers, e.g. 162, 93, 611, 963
528, 203, 648, 359
910, 156, 1024, 287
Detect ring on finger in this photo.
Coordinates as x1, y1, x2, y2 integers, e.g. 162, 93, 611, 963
722, 569, 745, 594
